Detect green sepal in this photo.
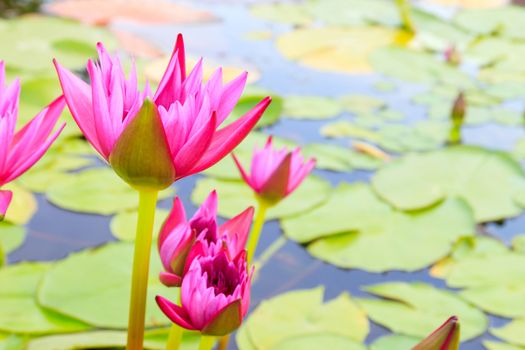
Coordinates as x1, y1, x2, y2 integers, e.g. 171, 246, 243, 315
201, 300, 242, 336
109, 99, 175, 190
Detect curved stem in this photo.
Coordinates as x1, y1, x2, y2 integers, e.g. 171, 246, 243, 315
126, 189, 159, 350
165, 291, 183, 350
198, 336, 216, 350
0, 241, 5, 268
246, 199, 270, 265
395, 0, 415, 33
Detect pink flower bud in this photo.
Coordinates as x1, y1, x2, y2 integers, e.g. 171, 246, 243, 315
413, 316, 460, 350
233, 136, 316, 204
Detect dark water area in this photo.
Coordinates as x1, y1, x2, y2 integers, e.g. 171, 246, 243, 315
7, 1, 525, 349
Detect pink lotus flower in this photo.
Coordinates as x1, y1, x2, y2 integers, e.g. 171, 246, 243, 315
0, 62, 65, 218
54, 34, 271, 189
413, 316, 460, 350
233, 136, 316, 204
156, 245, 252, 336
158, 190, 253, 287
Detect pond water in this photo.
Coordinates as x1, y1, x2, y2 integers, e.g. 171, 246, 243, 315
6, 0, 525, 349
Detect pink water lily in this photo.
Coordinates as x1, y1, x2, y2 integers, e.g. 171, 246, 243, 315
156, 245, 252, 336
0, 61, 65, 218
54, 34, 271, 188
413, 316, 460, 350
158, 190, 253, 287
233, 136, 316, 204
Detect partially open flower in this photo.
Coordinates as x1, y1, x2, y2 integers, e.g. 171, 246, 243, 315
0, 61, 65, 219
233, 136, 315, 205
158, 191, 253, 287
156, 246, 252, 336
55, 35, 271, 190
413, 316, 460, 350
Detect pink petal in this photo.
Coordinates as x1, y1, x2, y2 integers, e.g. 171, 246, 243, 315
219, 206, 254, 254
155, 295, 196, 330
159, 272, 182, 287
287, 157, 316, 194
174, 112, 217, 177
216, 71, 247, 124
54, 60, 104, 156
187, 97, 271, 175
153, 34, 185, 109
158, 197, 187, 249
231, 153, 253, 188
259, 152, 292, 200
0, 190, 12, 218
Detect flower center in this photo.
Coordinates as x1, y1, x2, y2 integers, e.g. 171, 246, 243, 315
201, 253, 240, 296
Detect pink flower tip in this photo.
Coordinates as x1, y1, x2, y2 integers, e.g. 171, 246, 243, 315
413, 316, 460, 350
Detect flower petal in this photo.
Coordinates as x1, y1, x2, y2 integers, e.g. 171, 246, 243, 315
188, 96, 271, 175
201, 299, 243, 336
219, 206, 254, 254
159, 272, 182, 287
0, 190, 12, 219
158, 197, 187, 249
155, 295, 196, 330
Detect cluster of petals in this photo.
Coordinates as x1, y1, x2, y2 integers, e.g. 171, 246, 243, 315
156, 191, 253, 335
233, 136, 316, 204
158, 190, 253, 287
0, 61, 65, 217
54, 34, 271, 182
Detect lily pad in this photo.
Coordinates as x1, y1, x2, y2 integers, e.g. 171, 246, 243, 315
370, 334, 420, 350
191, 176, 331, 220
491, 319, 525, 347
372, 146, 525, 222
289, 183, 475, 272
302, 144, 382, 172
484, 342, 525, 350
110, 209, 170, 242
0, 262, 89, 334
37, 242, 171, 329
3, 183, 37, 225
356, 282, 487, 340
250, 3, 312, 26
236, 287, 368, 350
277, 26, 411, 74
46, 168, 174, 215
0, 222, 26, 256
283, 96, 343, 120
454, 6, 525, 40
229, 94, 283, 128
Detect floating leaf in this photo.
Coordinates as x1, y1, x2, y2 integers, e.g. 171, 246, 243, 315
283, 96, 343, 120
454, 6, 525, 40
250, 3, 312, 25
38, 242, 170, 329
192, 176, 331, 220
356, 282, 487, 340
236, 287, 368, 350
372, 146, 525, 222
277, 27, 410, 74
484, 341, 525, 350
110, 209, 169, 241
302, 144, 382, 172
46, 168, 174, 215
370, 334, 420, 350
290, 184, 475, 272
340, 95, 385, 115
491, 319, 525, 347
3, 183, 37, 225
0, 262, 89, 334
230, 94, 283, 128
0, 222, 26, 256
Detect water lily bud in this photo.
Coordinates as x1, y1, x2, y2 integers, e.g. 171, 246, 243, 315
445, 45, 461, 66
109, 99, 176, 190
413, 316, 460, 350
451, 92, 466, 124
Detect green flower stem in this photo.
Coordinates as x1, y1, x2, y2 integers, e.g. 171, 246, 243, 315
166, 291, 183, 350
395, 0, 415, 33
246, 198, 270, 265
198, 336, 215, 350
126, 189, 159, 350
217, 334, 229, 350
0, 241, 5, 268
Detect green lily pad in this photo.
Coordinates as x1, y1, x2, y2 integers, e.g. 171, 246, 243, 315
250, 3, 312, 26
46, 168, 174, 215
0, 262, 89, 334
370, 46, 474, 88
372, 146, 525, 222
454, 6, 525, 40
236, 287, 368, 350
229, 94, 283, 128
356, 282, 487, 340
3, 183, 37, 225
302, 144, 382, 172
283, 96, 343, 120
484, 341, 525, 350
191, 176, 331, 220
298, 185, 475, 272
37, 242, 171, 329
0, 15, 115, 75
25, 330, 200, 350
370, 334, 421, 350
110, 209, 170, 242
491, 319, 525, 347
340, 95, 385, 115
0, 334, 26, 350
0, 222, 26, 257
